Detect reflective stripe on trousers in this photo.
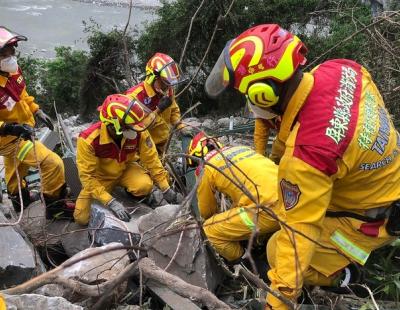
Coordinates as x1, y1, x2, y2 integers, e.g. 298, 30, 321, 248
330, 229, 370, 265
238, 207, 256, 230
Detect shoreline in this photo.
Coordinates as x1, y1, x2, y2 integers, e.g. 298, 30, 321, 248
72, 0, 161, 10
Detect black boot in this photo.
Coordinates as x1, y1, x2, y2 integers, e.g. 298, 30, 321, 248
44, 184, 75, 220
9, 187, 32, 212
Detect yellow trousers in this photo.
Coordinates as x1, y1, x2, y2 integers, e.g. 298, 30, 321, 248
1, 139, 65, 198
266, 216, 395, 309
203, 204, 280, 261
74, 162, 153, 225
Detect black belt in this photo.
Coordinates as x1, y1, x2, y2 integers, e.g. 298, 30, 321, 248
325, 210, 387, 223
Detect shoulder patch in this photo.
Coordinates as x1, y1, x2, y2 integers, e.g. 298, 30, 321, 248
280, 179, 301, 211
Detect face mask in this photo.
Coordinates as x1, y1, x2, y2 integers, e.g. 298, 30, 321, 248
122, 129, 137, 140
248, 100, 278, 120
0, 56, 18, 73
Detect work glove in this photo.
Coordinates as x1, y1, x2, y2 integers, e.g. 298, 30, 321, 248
106, 198, 131, 222
157, 96, 173, 113
0, 123, 34, 140
35, 109, 54, 131
162, 187, 184, 204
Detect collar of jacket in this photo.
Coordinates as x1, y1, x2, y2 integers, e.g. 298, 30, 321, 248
144, 81, 156, 97
99, 122, 128, 147
278, 72, 314, 143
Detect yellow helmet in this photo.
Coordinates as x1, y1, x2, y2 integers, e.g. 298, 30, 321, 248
187, 132, 222, 167
98, 94, 155, 135
145, 53, 185, 86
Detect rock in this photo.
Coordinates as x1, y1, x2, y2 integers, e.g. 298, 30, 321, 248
0, 211, 45, 289
201, 118, 215, 130
139, 204, 224, 291
217, 117, 230, 128
3, 294, 83, 310
60, 222, 91, 257
182, 118, 201, 130
33, 284, 66, 298
19, 201, 47, 244
88, 195, 152, 246
60, 242, 129, 284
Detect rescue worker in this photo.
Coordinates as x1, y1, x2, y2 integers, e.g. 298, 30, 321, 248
205, 24, 400, 309
125, 53, 190, 153
74, 94, 182, 225
187, 132, 281, 262
0, 26, 67, 214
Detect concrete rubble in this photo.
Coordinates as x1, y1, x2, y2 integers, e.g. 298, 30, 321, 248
0, 210, 45, 289
3, 294, 83, 310
139, 204, 224, 291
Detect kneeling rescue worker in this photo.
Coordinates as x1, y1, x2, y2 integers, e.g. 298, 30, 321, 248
187, 132, 282, 262
0, 26, 68, 216
74, 94, 182, 225
125, 53, 191, 153
205, 24, 400, 309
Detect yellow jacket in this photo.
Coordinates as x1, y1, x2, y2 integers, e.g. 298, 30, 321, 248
125, 81, 184, 145
196, 145, 279, 220
267, 59, 400, 306
77, 122, 170, 205
0, 69, 39, 145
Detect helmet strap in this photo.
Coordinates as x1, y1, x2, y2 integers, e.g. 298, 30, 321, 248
273, 69, 303, 115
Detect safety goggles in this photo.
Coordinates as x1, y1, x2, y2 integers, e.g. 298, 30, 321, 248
155, 61, 188, 87
120, 100, 156, 132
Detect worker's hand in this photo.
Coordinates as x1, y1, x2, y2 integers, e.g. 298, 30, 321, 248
106, 198, 131, 222
162, 187, 183, 204
0, 123, 34, 140
157, 96, 173, 113
35, 109, 54, 131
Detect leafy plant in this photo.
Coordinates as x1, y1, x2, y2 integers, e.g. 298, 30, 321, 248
365, 239, 400, 302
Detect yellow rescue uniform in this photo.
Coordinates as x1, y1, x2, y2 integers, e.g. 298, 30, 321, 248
196, 145, 281, 261
125, 82, 184, 152
74, 122, 170, 224
266, 60, 400, 309
0, 69, 65, 198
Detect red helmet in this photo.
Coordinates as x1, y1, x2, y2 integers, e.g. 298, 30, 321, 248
0, 26, 27, 51
145, 53, 185, 87
98, 94, 155, 134
186, 132, 222, 166
205, 24, 307, 98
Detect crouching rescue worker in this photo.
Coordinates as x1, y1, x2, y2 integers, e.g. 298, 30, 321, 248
0, 26, 68, 215
74, 94, 182, 225
205, 24, 400, 309
187, 132, 282, 262
125, 53, 191, 153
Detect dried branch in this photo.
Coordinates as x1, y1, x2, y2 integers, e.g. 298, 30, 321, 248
139, 257, 231, 309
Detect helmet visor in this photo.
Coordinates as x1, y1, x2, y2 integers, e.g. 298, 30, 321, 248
158, 61, 187, 86
205, 41, 233, 99
0, 27, 27, 50
122, 100, 156, 132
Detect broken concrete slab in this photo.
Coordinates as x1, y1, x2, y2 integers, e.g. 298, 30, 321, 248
0, 211, 45, 289
147, 280, 201, 310
139, 204, 224, 291
60, 242, 129, 284
3, 294, 83, 310
60, 222, 91, 257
